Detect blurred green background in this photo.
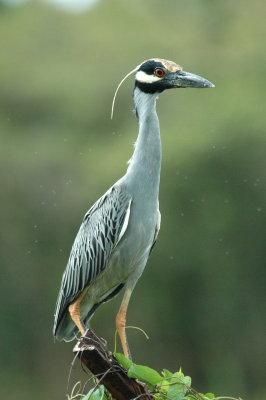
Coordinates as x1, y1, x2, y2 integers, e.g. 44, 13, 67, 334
0, 0, 265, 399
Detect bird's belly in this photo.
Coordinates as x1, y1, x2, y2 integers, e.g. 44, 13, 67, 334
110, 210, 157, 279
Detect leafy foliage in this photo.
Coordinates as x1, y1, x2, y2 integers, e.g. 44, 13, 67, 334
67, 381, 109, 400
72, 354, 243, 400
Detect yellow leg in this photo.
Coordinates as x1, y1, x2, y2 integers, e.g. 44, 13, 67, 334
116, 288, 132, 359
69, 289, 88, 336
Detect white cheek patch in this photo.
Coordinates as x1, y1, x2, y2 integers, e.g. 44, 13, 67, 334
135, 70, 161, 84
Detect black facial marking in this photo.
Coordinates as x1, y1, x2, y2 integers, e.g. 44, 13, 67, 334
135, 59, 173, 94
138, 60, 165, 75
135, 81, 165, 94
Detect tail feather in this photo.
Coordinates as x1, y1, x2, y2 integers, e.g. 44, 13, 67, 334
53, 303, 96, 341
54, 312, 79, 341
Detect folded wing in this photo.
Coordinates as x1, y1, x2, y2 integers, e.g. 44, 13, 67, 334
53, 185, 132, 337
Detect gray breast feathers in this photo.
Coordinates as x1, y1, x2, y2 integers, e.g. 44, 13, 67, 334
53, 185, 132, 332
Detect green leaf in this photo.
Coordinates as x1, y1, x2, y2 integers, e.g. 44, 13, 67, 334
182, 375, 191, 388
172, 371, 191, 387
167, 382, 187, 400
203, 394, 215, 399
172, 371, 184, 380
114, 352, 133, 370
162, 369, 173, 379
82, 385, 105, 400
159, 369, 173, 393
166, 371, 191, 400
128, 363, 163, 387
159, 379, 170, 393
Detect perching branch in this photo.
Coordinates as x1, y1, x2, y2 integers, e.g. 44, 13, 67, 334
73, 329, 153, 400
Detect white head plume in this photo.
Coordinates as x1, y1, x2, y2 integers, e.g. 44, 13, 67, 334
111, 64, 141, 119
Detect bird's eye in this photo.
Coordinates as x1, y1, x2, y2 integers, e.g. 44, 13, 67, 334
154, 68, 165, 78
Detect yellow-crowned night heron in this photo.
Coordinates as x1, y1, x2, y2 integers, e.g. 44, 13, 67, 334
53, 58, 214, 358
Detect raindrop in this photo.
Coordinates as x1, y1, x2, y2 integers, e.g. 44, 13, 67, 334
257, 207, 262, 212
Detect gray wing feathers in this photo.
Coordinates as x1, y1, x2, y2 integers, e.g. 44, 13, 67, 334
53, 186, 131, 333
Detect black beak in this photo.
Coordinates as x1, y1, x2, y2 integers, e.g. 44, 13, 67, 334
172, 70, 215, 88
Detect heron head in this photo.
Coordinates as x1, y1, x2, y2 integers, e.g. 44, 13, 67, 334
111, 58, 214, 118
135, 58, 215, 93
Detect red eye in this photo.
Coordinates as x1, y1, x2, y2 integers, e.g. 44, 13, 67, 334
154, 68, 165, 78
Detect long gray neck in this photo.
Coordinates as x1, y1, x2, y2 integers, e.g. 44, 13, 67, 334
125, 87, 161, 199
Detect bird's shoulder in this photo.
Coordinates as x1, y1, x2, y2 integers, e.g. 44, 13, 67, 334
70, 183, 132, 262
82, 184, 131, 226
